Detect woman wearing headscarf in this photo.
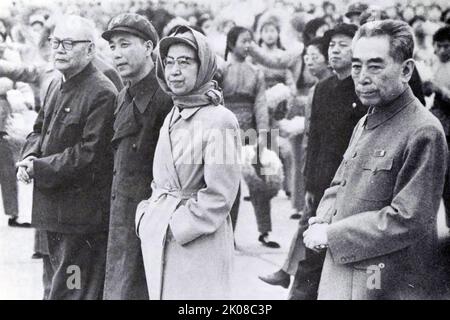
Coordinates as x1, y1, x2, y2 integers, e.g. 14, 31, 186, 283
135, 26, 241, 300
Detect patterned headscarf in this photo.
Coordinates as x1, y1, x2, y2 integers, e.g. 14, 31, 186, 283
156, 25, 222, 109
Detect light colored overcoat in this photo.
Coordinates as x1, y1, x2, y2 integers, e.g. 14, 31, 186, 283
136, 104, 241, 300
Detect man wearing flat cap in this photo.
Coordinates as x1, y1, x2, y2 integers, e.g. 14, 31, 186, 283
345, 2, 369, 26
102, 13, 172, 300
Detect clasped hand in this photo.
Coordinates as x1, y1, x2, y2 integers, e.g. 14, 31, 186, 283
16, 156, 36, 184
303, 218, 329, 253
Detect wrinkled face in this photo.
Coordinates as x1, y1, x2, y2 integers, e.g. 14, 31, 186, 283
434, 40, 450, 63
233, 31, 251, 59
164, 43, 199, 95
51, 23, 93, 77
109, 32, 151, 81
328, 34, 352, 73
351, 36, 406, 108
261, 24, 279, 47
304, 44, 328, 76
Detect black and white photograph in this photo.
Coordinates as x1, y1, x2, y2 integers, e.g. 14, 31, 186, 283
0, 0, 449, 301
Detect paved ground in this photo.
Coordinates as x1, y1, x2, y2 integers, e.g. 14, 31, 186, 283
0, 181, 449, 300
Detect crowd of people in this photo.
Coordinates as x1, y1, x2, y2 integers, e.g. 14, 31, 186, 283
0, 0, 449, 300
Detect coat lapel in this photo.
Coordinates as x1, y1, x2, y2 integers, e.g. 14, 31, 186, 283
112, 100, 140, 143
160, 107, 182, 189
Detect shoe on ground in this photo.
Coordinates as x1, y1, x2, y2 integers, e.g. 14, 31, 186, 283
31, 252, 44, 259
290, 212, 302, 219
258, 233, 280, 248
8, 217, 31, 228
258, 269, 290, 288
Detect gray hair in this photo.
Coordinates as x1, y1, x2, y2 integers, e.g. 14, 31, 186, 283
54, 15, 96, 43
353, 19, 415, 63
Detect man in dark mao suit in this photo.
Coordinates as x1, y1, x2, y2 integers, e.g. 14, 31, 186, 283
17, 15, 117, 300
101, 13, 172, 300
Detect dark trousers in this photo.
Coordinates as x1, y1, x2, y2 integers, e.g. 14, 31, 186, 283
0, 138, 18, 217
284, 190, 326, 300
230, 186, 273, 234
45, 231, 107, 300
249, 187, 272, 234
288, 249, 326, 300
230, 183, 273, 234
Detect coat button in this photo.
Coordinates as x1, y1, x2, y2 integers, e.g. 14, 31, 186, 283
352, 102, 357, 108
46, 131, 50, 135
333, 210, 337, 216
352, 152, 357, 158
341, 257, 347, 262
132, 143, 137, 150
113, 169, 117, 175
111, 193, 116, 200
341, 180, 346, 186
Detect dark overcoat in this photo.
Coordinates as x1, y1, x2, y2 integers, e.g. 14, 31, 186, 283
103, 70, 172, 300
22, 62, 117, 234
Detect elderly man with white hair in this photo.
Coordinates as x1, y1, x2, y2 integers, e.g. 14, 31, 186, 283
17, 15, 117, 300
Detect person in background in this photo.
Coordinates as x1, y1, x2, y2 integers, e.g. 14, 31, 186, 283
424, 26, 450, 228
0, 20, 33, 228
101, 13, 172, 300
221, 26, 281, 248
285, 36, 333, 221
344, 2, 368, 26
302, 18, 330, 45
257, 14, 295, 200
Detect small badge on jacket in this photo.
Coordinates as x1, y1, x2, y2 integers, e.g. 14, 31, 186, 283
373, 150, 386, 157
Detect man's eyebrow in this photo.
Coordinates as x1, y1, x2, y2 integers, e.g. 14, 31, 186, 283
165, 55, 196, 59
367, 58, 385, 63
351, 57, 385, 63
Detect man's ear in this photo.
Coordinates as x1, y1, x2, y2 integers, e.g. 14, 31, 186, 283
87, 42, 96, 58
145, 40, 154, 57
401, 58, 415, 83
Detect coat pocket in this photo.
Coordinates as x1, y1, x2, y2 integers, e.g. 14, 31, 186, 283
356, 156, 394, 201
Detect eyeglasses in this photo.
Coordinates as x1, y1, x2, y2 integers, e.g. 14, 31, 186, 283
304, 54, 323, 62
48, 37, 91, 51
163, 56, 197, 69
